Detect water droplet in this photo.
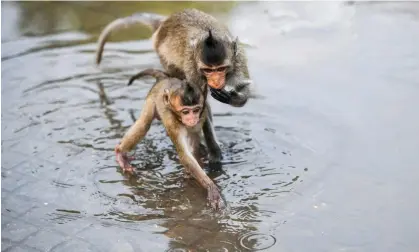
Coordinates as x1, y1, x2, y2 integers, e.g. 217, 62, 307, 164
238, 232, 276, 250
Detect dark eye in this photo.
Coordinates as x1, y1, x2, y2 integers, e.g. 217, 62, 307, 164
193, 108, 201, 114
202, 68, 213, 74
182, 110, 189, 115
216, 66, 227, 72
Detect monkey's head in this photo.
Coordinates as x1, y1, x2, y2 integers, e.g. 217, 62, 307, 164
197, 30, 236, 90
164, 82, 204, 128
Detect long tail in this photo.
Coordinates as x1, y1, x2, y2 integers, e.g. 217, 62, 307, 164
95, 12, 166, 65
127, 69, 169, 86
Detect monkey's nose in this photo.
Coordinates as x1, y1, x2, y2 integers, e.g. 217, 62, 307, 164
209, 79, 225, 90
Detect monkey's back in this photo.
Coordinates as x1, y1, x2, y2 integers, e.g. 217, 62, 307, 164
153, 9, 233, 75
170, 9, 230, 34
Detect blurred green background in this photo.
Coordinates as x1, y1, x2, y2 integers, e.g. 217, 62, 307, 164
4, 1, 238, 41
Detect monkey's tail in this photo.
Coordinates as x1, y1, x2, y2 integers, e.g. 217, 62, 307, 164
127, 69, 169, 86
95, 12, 167, 65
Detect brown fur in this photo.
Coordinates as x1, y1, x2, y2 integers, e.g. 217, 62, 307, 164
95, 8, 252, 107
115, 69, 224, 210
96, 9, 251, 172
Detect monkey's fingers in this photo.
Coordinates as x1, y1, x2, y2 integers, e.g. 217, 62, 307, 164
210, 87, 231, 100
122, 166, 135, 174
115, 150, 135, 173
210, 88, 231, 104
207, 184, 224, 211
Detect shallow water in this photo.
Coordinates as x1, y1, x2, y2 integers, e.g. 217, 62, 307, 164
2, 1, 419, 251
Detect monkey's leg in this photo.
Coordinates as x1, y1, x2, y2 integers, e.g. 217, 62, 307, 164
115, 99, 155, 173
168, 128, 225, 210
202, 105, 222, 164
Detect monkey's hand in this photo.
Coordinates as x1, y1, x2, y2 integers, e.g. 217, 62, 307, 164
210, 87, 231, 105
210, 79, 252, 107
115, 146, 135, 174
207, 183, 225, 211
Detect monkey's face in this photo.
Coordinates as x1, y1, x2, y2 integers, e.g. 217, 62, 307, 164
170, 96, 203, 127
178, 105, 202, 127
200, 65, 228, 90
199, 30, 230, 90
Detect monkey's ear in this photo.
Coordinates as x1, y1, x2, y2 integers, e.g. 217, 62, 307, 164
163, 89, 170, 106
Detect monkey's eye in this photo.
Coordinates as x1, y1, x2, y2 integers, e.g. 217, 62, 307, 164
215, 66, 228, 72
181, 110, 190, 115
202, 68, 213, 74
193, 108, 201, 114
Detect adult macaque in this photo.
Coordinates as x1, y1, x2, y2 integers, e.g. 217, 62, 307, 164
115, 68, 224, 210
95, 8, 253, 107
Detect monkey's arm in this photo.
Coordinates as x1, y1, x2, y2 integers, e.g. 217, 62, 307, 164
115, 98, 155, 173
167, 125, 224, 210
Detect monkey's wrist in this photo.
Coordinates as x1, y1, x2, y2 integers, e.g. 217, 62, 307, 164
200, 177, 214, 188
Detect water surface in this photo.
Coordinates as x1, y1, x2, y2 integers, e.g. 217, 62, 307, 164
2, 1, 419, 251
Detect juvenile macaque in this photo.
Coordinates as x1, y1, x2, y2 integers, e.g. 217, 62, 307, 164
115, 68, 224, 210
95, 9, 252, 107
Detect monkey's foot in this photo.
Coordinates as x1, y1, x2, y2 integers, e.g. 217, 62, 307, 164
207, 184, 225, 211
208, 148, 222, 164
115, 148, 135, 174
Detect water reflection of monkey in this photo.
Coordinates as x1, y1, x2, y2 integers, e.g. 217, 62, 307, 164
115, 69, 225, 210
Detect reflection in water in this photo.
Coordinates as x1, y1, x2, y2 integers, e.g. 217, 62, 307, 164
5, 1, 418, 252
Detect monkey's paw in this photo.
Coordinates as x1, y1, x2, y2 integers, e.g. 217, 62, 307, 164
207, 184, 225, 211
115, 147, 135, 174
208, 150, 222, 164
210, 87, 231, 105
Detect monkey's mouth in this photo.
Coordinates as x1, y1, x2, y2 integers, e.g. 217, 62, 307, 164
184, 119, 200, 128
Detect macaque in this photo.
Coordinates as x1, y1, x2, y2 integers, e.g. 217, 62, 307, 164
115, 68, 224, 210
95, 9, 252, 107
96, 9, 255, 164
